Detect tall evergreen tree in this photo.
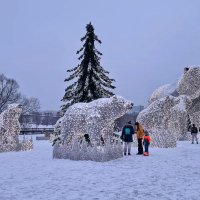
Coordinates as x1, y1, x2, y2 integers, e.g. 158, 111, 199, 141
61, 22, 115, 111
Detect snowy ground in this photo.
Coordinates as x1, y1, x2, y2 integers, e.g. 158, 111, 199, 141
0, 135, 200, 200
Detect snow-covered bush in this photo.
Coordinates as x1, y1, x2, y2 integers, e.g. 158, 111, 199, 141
50, 117, 63, 146
53, 138, 123, 162
177, 66, 200, 100
0, 104, 33, 152
148, 81, 178, 105
20, 137, 33, 151
189, 112, 200, 129
58, 95, 133, 143
177, 67, 200, 130
141, 66, 200, 145
53, 96, 133, 161
137, 95, 191, 147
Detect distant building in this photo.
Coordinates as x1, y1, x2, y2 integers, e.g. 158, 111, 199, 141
40, 110, 61, 117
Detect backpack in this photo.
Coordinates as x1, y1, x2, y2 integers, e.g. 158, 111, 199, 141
191, 127, 198, 134
125, 127, 131, 135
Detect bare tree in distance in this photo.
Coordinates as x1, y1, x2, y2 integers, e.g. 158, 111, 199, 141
0, 73, 41, 114
19, 95, 40, 114
18, 96, 41, 127
0, 73, 21, 113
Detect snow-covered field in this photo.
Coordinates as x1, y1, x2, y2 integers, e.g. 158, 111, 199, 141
0, 135, 200, 200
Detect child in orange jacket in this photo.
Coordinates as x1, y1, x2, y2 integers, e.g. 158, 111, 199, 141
143, 130, 151, 156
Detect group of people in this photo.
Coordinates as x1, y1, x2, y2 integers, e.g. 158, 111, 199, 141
121, 122, 200, 156
121, 121, 151, 156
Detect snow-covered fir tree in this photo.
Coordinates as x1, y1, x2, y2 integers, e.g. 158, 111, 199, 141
61, 22, 115, 111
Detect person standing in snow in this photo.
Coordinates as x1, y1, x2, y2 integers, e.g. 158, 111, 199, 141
135, 122, 144, 155
191, 124, 198, 144
121, 121, 135, 155
143, 130, 151, 156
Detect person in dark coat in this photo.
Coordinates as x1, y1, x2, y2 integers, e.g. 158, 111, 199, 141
121, 121, 135, 155
191, 124, 198, 144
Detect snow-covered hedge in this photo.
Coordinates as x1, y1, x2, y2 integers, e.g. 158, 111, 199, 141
139, 66, 200, 146
53, 139, 123, 162
0, 104, 33, 152
53, 96, 133, 161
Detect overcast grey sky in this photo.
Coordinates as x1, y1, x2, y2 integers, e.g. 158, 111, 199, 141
1, 0, 200, 110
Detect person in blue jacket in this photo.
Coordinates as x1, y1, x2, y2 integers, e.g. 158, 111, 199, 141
121, 121, 135, 155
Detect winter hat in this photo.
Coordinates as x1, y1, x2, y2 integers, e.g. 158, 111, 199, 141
144, 130, 149, 136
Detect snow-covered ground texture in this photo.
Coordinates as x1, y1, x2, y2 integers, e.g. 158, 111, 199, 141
0, 135, 200, 200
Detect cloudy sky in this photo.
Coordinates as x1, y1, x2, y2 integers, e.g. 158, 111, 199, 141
1, 0, 200, 110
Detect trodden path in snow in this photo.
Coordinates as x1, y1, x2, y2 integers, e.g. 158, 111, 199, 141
0, 136, 199, 200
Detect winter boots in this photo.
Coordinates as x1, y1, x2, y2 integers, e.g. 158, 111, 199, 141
124, 152, 131, 156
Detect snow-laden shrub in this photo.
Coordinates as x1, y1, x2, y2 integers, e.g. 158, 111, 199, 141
148, 128, 178, 148
20, 137, 34, 151
53, 138, 123, 162
59, 95, 133, 143
148, 81, 178, 105
0, 104, 33, 152
143, 66, 200, 144
189, 111, 200, 130
137, 95, 191, 147
177, 66, 200, 100
53, 96, 133, 161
